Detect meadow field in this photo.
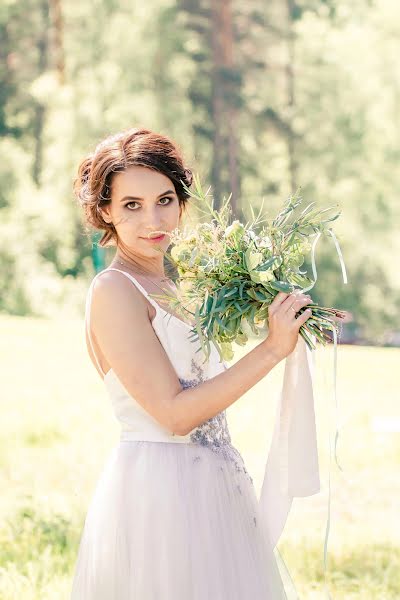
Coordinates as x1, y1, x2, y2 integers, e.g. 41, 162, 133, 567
0, 314, 399, 599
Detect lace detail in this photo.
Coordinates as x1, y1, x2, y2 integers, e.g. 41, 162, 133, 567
179, 358, 206, 390
179, 359, 253, 486
190, 410, 232, 448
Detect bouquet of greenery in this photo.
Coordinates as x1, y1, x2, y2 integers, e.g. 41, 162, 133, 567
150, 175, 348, 595
152, 173, 348, 363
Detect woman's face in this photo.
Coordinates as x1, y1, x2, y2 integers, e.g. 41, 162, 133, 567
100, 165, 183, 259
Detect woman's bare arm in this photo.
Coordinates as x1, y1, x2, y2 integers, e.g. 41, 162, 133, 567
90, 271, 312, 436
172, 285, 314, 434
171, 341, 282, 435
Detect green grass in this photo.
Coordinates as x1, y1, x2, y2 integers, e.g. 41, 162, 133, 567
0, 313, 399, 599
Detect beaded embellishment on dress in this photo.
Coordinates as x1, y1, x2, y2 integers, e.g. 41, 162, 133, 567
179, 357, 253, 486
178, 358, 206, 390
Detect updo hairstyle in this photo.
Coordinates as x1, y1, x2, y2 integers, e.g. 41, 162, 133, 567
73, 127, 193, 247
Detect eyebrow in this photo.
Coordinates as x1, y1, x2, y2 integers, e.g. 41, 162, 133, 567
120, 189, 176, 203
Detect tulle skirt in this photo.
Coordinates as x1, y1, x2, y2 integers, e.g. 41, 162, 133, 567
70, 440, 296, 599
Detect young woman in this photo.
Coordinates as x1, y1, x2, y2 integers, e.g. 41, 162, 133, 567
70, 127, 314, 599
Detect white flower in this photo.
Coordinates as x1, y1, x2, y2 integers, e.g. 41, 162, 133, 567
224, 220, 244, 239
258, 236, 273, 249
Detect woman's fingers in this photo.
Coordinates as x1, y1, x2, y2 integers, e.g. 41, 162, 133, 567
264, 291, 314, 359
268, 292, 288, 316
270, 291, 289, 307
285, 295, 312, 315
277, 291, 311, 312
296, 307, 312, 327
269, 291, 313, 318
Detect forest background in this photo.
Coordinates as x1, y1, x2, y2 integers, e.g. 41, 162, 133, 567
1, 0, 399, 343
1, 1, 399, 599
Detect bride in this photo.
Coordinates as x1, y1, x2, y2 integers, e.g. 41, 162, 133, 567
70, 126, 317, 599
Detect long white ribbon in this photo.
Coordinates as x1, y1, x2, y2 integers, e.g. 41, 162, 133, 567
259, 334, 320, 549
259, 228, 347, 598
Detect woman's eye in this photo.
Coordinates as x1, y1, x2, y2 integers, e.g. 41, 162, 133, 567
125, 197, 174, 210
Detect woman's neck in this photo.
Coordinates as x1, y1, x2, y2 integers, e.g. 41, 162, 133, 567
112, 254, 166, 279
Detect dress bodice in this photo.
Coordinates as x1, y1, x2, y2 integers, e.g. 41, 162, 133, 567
85, 268, 231, 446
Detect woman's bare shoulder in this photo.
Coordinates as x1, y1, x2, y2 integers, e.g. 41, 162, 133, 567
87, 268, 182, 432
91, 269, 152, 322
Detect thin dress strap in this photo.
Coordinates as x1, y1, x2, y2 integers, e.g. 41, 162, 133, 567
105, 268, 162, 313
107, 269, 192, 328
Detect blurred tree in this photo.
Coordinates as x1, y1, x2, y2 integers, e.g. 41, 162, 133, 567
178, 0, 243, 215
0, 0, 398, 342
49, 0, 65, 85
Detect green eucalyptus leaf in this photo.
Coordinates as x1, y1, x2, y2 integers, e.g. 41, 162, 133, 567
245, 288, 259, 300
249, 269, 275, 283
268, 280, 294, 293
215, 316, 232, 332
244, 247, 263, 271
225, 286, 238, 297
255, 255, 282, 271
233, 301, 247, 315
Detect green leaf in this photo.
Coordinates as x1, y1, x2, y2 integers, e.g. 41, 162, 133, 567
194, 304, 210, 360
246, 288, 259, 300
215, 316, 232, 332
255, 255, 281, 271
233, 301, 248, 315
225, 286, 238, 297
244, 247, 263, 271
268, 280, 294, 293
249, 269, 275, 284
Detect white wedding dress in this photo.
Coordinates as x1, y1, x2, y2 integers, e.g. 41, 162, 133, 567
70, 267, 320, 599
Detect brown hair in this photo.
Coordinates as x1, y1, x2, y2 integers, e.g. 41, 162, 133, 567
73, 127, 193, 247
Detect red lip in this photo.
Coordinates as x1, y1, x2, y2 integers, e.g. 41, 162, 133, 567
142, 234, 166, 242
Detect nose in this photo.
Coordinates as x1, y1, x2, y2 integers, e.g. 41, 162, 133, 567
141, 210, 166, 235
144, 223, 165, 234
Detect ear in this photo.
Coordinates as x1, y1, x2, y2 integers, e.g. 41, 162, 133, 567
98, 204, 112, 224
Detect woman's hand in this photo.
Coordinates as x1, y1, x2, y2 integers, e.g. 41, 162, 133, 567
263, 291, 313, 361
